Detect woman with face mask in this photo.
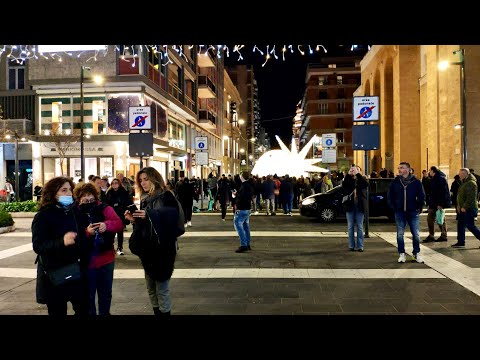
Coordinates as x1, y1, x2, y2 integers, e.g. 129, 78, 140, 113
74, 183, 123, 316
32, 176, 92, 317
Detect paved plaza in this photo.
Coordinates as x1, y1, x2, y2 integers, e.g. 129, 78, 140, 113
1, 209, 480, 315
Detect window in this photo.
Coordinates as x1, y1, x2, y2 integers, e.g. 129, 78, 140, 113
318, 76, 327, 86
8, 60, 25, 90
337, 76, 343, 85
51, 102, 62, 133
92, 100, 106, 134
318, 103, 328, 114
319, 90, 328, 100
328, 64, 336, 68
337, 132, 344, 142
337, 88, 345, 98
168, 120, 185, 150
336, 118, 345, 128
337, 102, 346, 113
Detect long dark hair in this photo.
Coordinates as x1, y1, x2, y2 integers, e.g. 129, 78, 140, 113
39, 176, 75, 209
136, 167, 166, 197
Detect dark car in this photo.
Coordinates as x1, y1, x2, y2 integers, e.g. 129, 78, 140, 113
300, 178, 395, 222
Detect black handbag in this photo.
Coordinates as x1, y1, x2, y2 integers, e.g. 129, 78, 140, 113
45, 261, 81, 286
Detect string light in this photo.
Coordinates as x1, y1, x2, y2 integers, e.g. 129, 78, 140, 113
0, 44, 359, 67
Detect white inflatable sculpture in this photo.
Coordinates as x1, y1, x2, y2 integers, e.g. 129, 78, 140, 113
251, 135, 328, 177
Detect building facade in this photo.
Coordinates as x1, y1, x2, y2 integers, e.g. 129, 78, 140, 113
0, 45, 227, 196
354, 45, 480, 180
299, 57, 362, 172
222, 70, 242, 175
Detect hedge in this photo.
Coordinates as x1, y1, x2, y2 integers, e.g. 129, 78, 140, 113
0, 211, 14, 227
0, 200, 39, 213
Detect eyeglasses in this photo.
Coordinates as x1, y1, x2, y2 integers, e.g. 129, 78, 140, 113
80, 198, 96, 204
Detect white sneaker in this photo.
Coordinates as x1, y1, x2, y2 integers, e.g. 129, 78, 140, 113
254, 211, 259, 215
398, 253, 406, 263
187, 221, 192, 227
116, 249, 124, 256
184, 223, 188, 228
415, 254, 424, 263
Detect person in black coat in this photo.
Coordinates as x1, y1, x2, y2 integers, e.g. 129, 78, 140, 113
216, 175, 231, 221
342, 166, 369, 251
32, 176, 92, 317
126, 167, 182, 316
450, 174, 462, 220
105, 178, 133, 255
423, 167, 451, 242
176, 177, 195, 226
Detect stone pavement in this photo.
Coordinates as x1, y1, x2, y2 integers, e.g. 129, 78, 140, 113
1, 209, 480, 315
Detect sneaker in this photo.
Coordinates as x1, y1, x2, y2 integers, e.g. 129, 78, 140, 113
288, 212, 292, 216
451, 243, 465, 248
254, 211, 259, 215
357, 248, 364, 252
247, 245, 252, 250
414, 254, 424, 263
235, 246, 249, 253
435, 236, 448, 242
116, 248, 124, 256
184, 223, 188, 228
398, 253, 406, 263
187, 221, 192, 227
423, 236, 435, 243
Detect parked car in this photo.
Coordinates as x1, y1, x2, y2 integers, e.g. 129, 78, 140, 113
300, 178, 395, 222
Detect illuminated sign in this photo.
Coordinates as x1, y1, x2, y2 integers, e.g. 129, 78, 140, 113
37, 45, 107, 53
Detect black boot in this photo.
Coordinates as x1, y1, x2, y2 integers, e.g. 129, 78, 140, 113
153, 307, 161, 316
159, 310, 171, 316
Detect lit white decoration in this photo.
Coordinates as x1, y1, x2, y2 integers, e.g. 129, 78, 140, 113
251, 135, 328, 177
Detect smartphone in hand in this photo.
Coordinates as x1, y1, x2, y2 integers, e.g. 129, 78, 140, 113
126, 204, 138, 213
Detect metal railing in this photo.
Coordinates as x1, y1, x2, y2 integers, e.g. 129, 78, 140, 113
198, 75, 216, 94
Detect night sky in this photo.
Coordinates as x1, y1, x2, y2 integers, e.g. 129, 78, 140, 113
225, 45, 368, 148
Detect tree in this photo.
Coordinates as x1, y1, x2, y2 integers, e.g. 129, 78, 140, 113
44, 129, 81, 175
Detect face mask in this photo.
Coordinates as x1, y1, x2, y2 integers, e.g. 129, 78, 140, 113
79, 202, 96, 213
58, 195, 74, 207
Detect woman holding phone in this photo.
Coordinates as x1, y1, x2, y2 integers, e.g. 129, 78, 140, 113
125, 167, 182, 316
342, 165, 369, 252
74, 183, 123, 316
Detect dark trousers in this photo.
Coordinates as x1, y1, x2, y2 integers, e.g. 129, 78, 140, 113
46, 277, 89, 317
183, 203, 193, 222
220, 200, 227, 219
427, 208, 448, 238
457, 209, 480, 245
116, 231, 124, 250
88, 261, 115, 316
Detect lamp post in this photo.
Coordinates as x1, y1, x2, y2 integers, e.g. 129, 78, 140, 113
439, 49, 466, 167
229, 102, 237, 174
80, 66, 89, 181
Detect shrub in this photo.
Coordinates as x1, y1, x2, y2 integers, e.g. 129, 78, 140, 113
0, 200, 39, 212
0, 211, 14, 227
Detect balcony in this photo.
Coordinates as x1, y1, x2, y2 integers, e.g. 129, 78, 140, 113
197, 51, 216, 67
0, 119, 34, 135
168, 81, 183, 103
198, 75, 216, 98
0, 90, 36, 125
198, 109, 216, 130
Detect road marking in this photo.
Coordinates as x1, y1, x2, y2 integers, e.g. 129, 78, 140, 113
0, 244, 33, 260
374, 232, 480, 297
0, 267, 444, 279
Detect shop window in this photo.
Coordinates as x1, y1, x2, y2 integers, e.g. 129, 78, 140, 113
92, 100, 106, 134
52, 102, 62, 133
107, 94, 142, 134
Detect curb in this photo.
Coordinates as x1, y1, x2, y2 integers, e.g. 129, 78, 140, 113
10, 212, 36, 218
0, 225, 16, 234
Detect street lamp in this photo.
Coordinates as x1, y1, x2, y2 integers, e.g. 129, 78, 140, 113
438, 49, 466, 167
4, 130, 25, 202
80, 66, 104, 180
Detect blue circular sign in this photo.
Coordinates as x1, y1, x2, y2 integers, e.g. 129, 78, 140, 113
326, 139, 333, 146
133, 115, 146, 127
198, 142, 205, 149
359, 106, 373, 119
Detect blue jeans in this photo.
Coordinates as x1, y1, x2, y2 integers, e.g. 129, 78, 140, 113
145, 272, 171, 313
457, 208, 480, 245
346, 209, 364, 249
282, 193, 294, 214
88, 261, 114, 316
234, 210, 251, 247
395, 211, 421, 255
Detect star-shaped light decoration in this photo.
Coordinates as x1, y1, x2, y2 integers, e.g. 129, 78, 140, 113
251, 135, 329, 177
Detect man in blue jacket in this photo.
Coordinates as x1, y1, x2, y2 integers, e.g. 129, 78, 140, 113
387, 162, 426, 263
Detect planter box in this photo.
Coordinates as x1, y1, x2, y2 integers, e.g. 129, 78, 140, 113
0, 225, 16, 234
10, 212, 36, 218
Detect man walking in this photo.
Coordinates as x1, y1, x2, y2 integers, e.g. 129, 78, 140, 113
451, 168, 480, 248
234, 171, 254, 253
387, 162, 425, 263
423, 166, 451, 243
